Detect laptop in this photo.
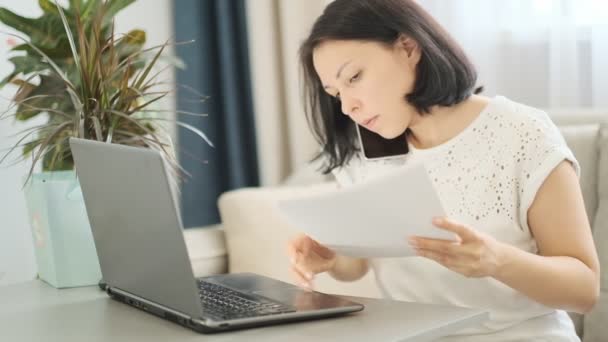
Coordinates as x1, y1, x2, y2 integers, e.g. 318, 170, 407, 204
69, 138, 364, 333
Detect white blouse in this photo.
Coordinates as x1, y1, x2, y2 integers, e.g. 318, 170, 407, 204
332, 96, 581, 341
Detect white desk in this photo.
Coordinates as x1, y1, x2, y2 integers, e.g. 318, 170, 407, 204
0, 280, 488, 341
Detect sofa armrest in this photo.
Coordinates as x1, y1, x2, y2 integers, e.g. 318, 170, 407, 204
183, 225, 228, 277
217, 183, 382, 298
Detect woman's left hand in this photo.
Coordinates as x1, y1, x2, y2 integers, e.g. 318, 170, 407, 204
408, 217, 506, 278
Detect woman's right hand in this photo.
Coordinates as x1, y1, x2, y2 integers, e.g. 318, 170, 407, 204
287, 234, 337, 290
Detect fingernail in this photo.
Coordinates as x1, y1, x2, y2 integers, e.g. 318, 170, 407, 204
408, 237, 418, 246
306, 272, 313, 280
290, 257, 295, 264
432, 217, 443, 224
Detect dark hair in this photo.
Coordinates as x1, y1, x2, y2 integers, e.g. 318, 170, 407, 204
299, 0, 481, 174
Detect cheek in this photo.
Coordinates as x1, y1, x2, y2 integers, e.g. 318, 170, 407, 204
357, 68, 412, 112
378, 73, 412, 104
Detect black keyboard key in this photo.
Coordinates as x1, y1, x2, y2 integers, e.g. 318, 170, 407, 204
197, 280, 295, 320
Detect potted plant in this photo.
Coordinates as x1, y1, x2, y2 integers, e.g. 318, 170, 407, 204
0, 0, 211, 288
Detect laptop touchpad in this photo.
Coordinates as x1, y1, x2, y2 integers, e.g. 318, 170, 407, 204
254, 288, 355, 311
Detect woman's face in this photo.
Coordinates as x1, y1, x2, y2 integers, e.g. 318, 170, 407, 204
313, 39, 420, 139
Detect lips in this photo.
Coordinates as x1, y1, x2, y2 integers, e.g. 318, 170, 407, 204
362, 115, 379, 129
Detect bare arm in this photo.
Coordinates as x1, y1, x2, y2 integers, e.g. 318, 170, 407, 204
411, 161, 600, 313
494, 161, 600, 313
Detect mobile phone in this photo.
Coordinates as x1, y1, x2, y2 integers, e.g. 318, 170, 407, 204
355, 124, 409, 160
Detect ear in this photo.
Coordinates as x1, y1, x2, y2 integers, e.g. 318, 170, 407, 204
396, 35, 421, 65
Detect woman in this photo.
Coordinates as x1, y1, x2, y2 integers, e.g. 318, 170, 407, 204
287, 0, 600, 341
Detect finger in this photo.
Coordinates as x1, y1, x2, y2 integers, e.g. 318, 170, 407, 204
290, 265, 309, 286
300, 238, 334, 266
290, 234, 309, 250
287, 241, 298, 262
298, 253, 335, 275
292, 255, 315, 281
310, 240, 336, 259
409, 237, 461, 256
288, 235, 313, 262
299, 236, 314, 256
290, 266, 313, 289
432, 217, 475, 241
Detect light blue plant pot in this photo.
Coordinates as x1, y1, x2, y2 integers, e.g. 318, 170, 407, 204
23, 171, 101, 288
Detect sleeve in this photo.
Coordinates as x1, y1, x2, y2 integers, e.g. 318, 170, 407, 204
518, 111, 580, 234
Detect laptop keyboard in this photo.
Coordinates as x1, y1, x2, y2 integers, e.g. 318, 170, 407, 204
198, 280, 296, 320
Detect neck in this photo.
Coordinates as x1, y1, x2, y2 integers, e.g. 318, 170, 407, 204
407, 95, 489, 149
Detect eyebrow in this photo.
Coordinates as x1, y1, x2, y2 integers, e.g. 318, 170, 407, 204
323, 60, 352, 89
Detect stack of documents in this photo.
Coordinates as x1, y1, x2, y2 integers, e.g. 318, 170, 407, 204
278, 164, 457, 258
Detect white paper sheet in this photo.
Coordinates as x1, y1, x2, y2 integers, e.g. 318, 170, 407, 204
278, 164, 458, 258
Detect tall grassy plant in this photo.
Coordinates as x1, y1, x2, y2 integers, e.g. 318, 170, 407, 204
0, 0, 211, 183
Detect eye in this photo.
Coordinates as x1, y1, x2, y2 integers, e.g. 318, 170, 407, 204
349, 71, 361, 84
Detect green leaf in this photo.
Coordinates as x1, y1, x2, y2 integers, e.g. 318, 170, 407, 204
10, 55, 47, 75
56, 2, 81, 80
5, 32, 76, 91
25, 121, 72, 182
12, 79, 37, 102
0, 8, 65, 52
1, 129, 41, 164
1, 0, 211, 182
11, 41, 72, 60
22, 139, 42, 157
44, 135, 72, 171
91, 116, 103, 141
68, 0, 83, 11
128, 93, 166, 115
0, 8, 43, 37
132, 41, 166, 90
107, 109, 168, 151
104, 0, 136, 22
15, 75, 66, 121
38, 0, 60, 15
0, 56, 48, 89
0, 72, 18, 89
156, 118, 214, 148
113, 29, 146, 59
29, 14, 68, 50
79, 0, 99, 21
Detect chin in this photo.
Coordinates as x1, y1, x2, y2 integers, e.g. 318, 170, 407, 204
377, 126, 408, 139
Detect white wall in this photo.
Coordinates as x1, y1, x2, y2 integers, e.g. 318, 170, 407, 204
0, 0, 175, 286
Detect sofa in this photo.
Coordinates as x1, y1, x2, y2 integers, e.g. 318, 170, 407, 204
185, 112, 608, 341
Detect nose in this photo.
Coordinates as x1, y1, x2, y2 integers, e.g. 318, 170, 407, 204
340, 93, 361, 118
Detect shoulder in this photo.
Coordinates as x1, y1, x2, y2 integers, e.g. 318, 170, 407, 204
489, 96, 566, 150
493, 96, 556, 131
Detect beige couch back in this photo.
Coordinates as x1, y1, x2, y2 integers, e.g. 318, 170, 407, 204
217, 112, 608, 341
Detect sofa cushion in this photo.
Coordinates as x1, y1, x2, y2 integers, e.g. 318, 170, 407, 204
217, 183, 382, 298
583, 125, 608, 342
183, 225, 227, 277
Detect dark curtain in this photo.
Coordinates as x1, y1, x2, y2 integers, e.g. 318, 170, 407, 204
173, 0, 259, 228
